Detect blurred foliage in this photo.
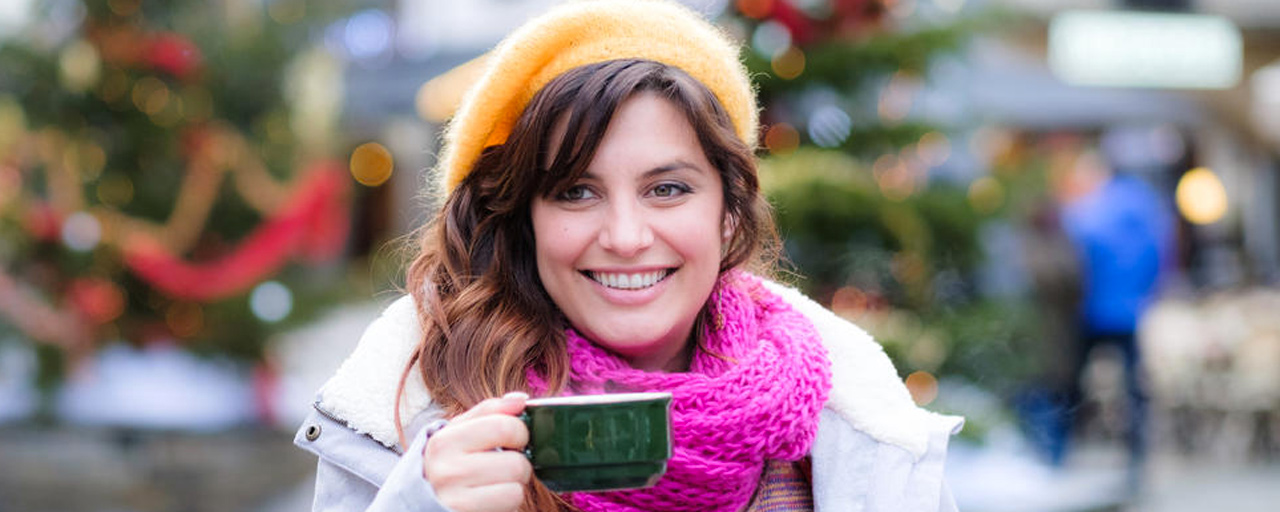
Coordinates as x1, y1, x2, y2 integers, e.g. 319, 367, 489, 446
736, 1, 1047, 414
761, 149, 1043, 401
0, 0, 361, 373
745, 19, 976, 98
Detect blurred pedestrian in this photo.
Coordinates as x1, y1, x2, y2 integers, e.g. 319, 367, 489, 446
1060, 149, 1175, 476
1016, 201, 1083, 467
292, 1, 962, 511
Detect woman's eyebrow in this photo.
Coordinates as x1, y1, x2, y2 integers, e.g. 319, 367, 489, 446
641, 161, 702, 179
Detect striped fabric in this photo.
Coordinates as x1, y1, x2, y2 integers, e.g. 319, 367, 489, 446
745, 458, 814, 512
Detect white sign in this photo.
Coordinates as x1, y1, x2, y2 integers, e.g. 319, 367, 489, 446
1253, 60, 1280, 144
1048, 10, 1242, 90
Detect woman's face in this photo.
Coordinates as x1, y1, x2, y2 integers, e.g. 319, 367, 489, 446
531, 93, 725, 372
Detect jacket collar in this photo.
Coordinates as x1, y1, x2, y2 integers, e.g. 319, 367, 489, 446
315, 279, 952, 459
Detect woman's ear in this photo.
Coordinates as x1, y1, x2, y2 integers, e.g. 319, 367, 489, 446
721, 215, 736, 245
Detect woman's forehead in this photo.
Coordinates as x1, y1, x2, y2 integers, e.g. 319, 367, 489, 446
545, 94, 707, 177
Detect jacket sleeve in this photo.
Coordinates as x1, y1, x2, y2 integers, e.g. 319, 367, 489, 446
938, 480, 958, 512
810, 404, 964, 512
296, 408, 454, 512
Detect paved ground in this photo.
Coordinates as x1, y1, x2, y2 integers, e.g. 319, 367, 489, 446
260, 441, 1280, 512
6, 425, 1273, 512
947, 434, 1280, 512
1128, 455, 1280, 512
0, 426, 314, 512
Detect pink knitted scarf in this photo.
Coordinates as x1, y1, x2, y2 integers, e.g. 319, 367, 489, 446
528, 271, 832, 512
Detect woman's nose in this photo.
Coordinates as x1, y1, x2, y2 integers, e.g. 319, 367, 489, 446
598, 200, 654, 257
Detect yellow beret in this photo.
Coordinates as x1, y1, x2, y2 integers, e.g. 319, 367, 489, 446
437, 0, 758, 193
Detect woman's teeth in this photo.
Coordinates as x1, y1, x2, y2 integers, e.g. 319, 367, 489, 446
588, 270, 670, 290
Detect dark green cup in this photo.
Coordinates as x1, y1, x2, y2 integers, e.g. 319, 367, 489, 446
519, 392, 673, 492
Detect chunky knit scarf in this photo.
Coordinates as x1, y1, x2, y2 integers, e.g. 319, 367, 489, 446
528, 271, 832, 512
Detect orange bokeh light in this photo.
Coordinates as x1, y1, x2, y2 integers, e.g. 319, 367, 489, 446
905, 371, 939, 406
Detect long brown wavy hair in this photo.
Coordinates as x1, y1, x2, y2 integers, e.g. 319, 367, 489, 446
398, 59, 778, 510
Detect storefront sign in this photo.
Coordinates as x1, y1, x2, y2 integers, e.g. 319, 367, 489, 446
1048, 10, 1241, 90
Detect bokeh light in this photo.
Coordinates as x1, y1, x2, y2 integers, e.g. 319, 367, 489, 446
916, 131, 951, 167
830, 286, 870, 320
151, 95, 185, 127
736, 0, 775, 19
349, 142, 394, 187
771, 46, 805, 80
1176, 167, 1228, 225
970, 126, 1014, 163
68, 278, 126, 324
967, 176, 1004, 214
344, 9, 393, 61
808, 105, 852, 149
764, 123, 800, 155
878, 73, 917, 122
250, 281, 293, 323
131, 77, 170, 116
0, 0, 33, 36
874, 154, 917, 201
905, 370, 939, 406
752, 20, 791, 58
61, 211, 102, 252
58, 39, 101, 93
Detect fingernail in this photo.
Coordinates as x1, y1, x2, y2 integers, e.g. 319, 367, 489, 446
503, 391, 529, 401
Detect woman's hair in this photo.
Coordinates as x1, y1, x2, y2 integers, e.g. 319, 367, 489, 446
398, 59, 778, 509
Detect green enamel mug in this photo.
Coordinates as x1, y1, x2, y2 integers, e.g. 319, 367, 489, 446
519, 392, 673, 492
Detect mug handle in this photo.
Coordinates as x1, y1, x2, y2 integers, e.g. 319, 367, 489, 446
517, 411, 535, 461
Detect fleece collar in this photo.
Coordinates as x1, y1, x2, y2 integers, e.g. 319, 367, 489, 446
315, 279, 955, 459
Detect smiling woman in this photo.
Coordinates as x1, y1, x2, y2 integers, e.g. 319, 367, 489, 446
294, 1, 963, 512
532, 90, 729, 373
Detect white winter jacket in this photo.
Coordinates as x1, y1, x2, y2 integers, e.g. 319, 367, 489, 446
294, 280, 963, 511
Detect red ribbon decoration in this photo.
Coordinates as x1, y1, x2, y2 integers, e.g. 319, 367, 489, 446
123, 163, 351, 302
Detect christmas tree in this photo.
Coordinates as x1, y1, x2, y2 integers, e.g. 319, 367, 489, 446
729, 0, 1037, 416
0, 0, 361, 390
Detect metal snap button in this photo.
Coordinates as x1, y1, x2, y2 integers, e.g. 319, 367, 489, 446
305, 424, 321, 441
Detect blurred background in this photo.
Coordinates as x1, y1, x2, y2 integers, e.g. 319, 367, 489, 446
1, 0, 1277, 511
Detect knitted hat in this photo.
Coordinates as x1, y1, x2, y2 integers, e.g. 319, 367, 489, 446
436, 0, 758, 193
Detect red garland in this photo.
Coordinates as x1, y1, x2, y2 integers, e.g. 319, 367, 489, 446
123, 163, 351, 301
740, 0, 882, 44
770, 0, 816, 45
146, 32, 203, 80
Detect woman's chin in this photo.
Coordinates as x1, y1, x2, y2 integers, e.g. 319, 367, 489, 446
586, 328, 685, 368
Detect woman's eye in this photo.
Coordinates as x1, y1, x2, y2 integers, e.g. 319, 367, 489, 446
652, 183, 689, 198
559, 185, 595, 201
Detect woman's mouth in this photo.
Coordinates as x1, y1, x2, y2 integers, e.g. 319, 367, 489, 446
581, 269, 676, 290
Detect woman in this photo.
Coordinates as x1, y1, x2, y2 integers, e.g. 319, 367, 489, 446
295, 1, 962, 511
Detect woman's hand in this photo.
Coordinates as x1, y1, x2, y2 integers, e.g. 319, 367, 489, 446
423, 392, 533, 512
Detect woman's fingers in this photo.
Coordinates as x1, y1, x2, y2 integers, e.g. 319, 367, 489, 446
426, 450, 533, 489
428, 414, 530, 455
437, 482, 526, 512
422, 392, 533, 512
450, 392, 528, 424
